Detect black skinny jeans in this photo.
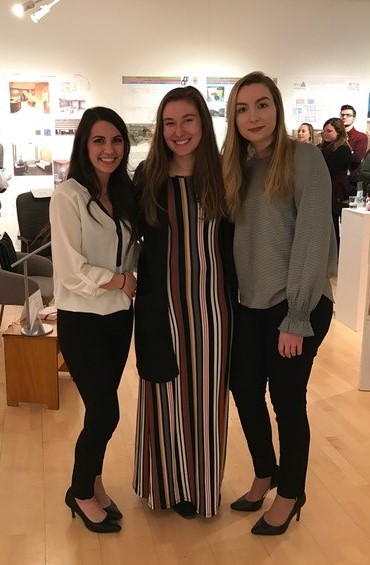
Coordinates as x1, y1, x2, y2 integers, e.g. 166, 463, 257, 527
230, 296, 333, 499
57, 307, 133, 499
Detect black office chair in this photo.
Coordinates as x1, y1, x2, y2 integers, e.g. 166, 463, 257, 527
16, 191, 51, 258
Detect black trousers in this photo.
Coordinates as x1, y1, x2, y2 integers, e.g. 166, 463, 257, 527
57, 307, 133, 499
230, 296, 333, 499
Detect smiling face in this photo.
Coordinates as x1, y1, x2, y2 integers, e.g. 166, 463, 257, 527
297, 124, 311, 142
87, 120, 124, 187
322, 124, 338, 143
162, 99, 202, 165
235, 83, 277, 157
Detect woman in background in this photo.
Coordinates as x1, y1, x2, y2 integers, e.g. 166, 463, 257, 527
222, 71, 337, 536
133, 86, 234, 519
297, 122, 315, 144
318, 117, 352, 250
50, 107, 139, 533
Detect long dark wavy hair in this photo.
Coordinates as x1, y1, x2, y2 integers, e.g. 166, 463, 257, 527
320, 117, 350, 156
67, 106, 140, 248
135, 86, 226, 225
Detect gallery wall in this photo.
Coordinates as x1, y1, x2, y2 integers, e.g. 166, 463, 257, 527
1, 0, 370, 116
0, 0, 370, 240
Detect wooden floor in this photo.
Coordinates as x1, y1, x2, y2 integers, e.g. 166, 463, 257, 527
0, 302, 369, 565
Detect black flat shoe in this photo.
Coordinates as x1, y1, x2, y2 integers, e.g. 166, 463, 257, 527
251, 493, 306, 536
172, 501, 197, 519
65, 488, 121, 533
230, 466, 279, 512
104, 499, 123, 521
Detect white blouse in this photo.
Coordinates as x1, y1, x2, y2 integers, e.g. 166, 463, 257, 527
50, 178, 138, 315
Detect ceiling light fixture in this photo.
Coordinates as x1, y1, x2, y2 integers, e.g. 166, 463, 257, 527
11, 0, 60, 22
12, 1, 41, 17
30, 0, 60, 22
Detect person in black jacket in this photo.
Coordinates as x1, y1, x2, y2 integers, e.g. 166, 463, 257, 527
318, 117, 352, 251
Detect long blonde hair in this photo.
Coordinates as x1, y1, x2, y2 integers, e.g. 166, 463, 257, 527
298, 122, 315, 144
222, 71, 295, 220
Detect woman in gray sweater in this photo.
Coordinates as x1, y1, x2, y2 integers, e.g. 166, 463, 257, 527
222, 71, 337, 536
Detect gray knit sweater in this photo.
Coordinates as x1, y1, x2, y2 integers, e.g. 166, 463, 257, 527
233, 141, 337, 337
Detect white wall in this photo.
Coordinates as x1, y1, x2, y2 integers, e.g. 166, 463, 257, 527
1, 0, 369, 112
1, 0, 370, 239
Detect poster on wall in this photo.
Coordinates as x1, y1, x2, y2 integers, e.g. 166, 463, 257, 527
122, 76, 197, 123
206, 77, 239, 147
55, 79, 86, 136
121, 76, 197, 169
121, 75, 240, 167
9, 81, 54, 177
3, 75, 88, 184
0, 73, 90, 230
12, 141, 53, 177
53, 77, 91, 183
9, 81, 50, 115
291, 76, 365, 141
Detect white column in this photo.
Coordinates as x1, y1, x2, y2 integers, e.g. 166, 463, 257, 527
336, 208, 370, 332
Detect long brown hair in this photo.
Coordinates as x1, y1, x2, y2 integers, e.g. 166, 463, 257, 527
222, 71, 295, 220
321, 117, 349, 153
136, 86, 226, 225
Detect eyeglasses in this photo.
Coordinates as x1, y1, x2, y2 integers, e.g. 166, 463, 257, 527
340, 113, 354, 118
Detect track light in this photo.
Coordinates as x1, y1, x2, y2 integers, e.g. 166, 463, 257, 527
30, 3, 50, 21
12, 3, 25, 17
11, 0, 60, 22
30, 0, 60, 22
11, 1, 43, 17
12, 1, 40, 17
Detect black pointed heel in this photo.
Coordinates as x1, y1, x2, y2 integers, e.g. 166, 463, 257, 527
251, 493, 306, 536
65, 488, 121, 533
230, 466, 279, 512
103, 499, 123, 521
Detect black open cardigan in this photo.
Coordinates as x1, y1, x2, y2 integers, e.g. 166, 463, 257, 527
134, 175, 237, 384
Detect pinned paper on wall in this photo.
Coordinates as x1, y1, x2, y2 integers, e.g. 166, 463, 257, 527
291, 76, 365, 128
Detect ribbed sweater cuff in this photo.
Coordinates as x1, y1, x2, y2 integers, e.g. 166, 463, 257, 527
278, 310, 314, 337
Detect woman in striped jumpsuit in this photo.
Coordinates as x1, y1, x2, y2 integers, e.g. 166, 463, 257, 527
133, 86, 235, 519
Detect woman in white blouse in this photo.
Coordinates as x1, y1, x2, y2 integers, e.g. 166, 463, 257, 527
50, 107, 139, 534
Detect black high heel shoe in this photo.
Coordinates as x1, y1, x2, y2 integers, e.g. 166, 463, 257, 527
65, 488, 121, 533
251, 493, 306, 536
172, 500, 197, 519
230, 466, 279, 512
103, 499, 123, 521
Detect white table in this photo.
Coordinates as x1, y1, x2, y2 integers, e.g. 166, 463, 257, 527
335, 207, 370, 332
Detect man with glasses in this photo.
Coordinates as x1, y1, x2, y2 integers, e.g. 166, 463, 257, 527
340, 104, 368, 195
